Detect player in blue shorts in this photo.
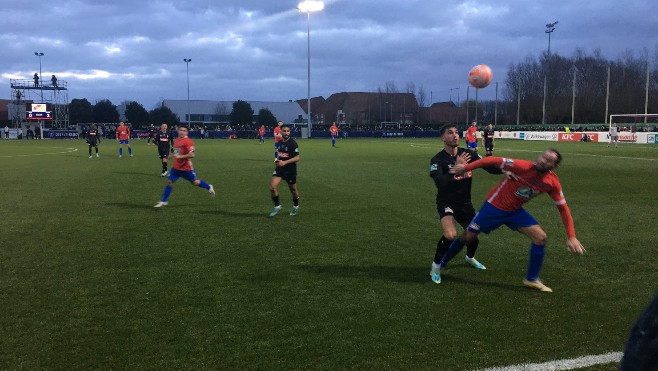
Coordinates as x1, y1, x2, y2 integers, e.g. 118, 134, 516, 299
115, 121, 133, 157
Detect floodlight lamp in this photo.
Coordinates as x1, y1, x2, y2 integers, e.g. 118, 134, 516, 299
298, 0, 324, 12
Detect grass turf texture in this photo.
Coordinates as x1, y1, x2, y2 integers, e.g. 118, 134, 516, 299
0, 138, 656, 370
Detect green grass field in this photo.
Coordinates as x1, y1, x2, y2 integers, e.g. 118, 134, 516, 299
1, 137, 656, 370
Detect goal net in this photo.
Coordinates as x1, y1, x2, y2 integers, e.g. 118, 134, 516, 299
609, 114, 658, 141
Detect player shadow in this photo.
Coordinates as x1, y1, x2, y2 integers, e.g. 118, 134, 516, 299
198, 209, 263, 218
105, 202, 156, 210
294, 264, 428, 284
113, 171, 154, 177
295, 264, 520, 291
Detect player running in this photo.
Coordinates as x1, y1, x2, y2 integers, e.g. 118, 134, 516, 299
147, 124, 156, 145
269, 125, 300, 217
329, 122, 339, 147
273, 121, 283, 159
115, 121, 133, 157
86, 124, 101, 158
435, 149, 586, 292
429, 124, 507, 282
483, 123, 495, 156
154, 125, 215, 208
608, 123, 619, 148
258, 125, 266, 144
465, 121, 478, 150
154, 123, 175, 177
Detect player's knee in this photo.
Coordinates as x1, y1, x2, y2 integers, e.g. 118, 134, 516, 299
166, 180, 173, 186
192, 180, 200, 186
462, 231, 477, 244
534, 231, 548, 245
444, 230, 458, 241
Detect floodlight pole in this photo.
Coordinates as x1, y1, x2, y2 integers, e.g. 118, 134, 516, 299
35, 52, 44, 139
306, 11, 311, 136
542, 21, 558, 128
184, 58, 191, 127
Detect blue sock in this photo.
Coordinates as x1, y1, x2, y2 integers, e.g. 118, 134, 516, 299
161, 185, 173, 202
526, 243, 545, 281
119, 147, 122, 156
128, 147, 132, 155
440, 237, 465, 268
198, 180, 211, 190
332, 139, 335, 146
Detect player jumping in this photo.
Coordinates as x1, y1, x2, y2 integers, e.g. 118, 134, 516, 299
435, 149, 586, 292
329, 122, 339, 147
154, 125, 215, 208
269, 125, 300, 217
116, 121, 133, 157
86, 124, 101, 158
154, 123, 174, 177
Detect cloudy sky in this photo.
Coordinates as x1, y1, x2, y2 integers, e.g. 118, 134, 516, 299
1, 0, 657, 108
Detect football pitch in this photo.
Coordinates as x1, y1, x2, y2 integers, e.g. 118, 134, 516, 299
1, 137, 656, 370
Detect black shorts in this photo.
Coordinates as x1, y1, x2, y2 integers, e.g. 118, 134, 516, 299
158, 148, 170, 159
436, 202, 476, 227
485, 142, 494, 151
87, 141, 98, 147
273, 169, 297, 185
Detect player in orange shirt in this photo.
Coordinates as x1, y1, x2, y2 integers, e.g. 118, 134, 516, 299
154, 125, 215, 207
329, 123, 339, 147
115, 121, 133, 157
273, 121, 283, 159
258, 125, 266, 144
465, 121, 478, 150
435, 149, 586, 292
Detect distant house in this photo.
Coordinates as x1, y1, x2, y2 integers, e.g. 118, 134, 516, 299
162, 99, 307, 126
420, 101, 466, 124
305, 92, 419, 126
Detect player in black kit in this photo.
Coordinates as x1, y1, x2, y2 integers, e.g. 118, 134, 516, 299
269, 125, 300, 217
154, 123, 175, 176
147, 124, 156, 145
483, 123, 495, 157
86, 124, 101, 158
429, 124, 508, 283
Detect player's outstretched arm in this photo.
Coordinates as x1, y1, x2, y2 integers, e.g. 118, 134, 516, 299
556, 203, 585, 254
567, 237, 586, 254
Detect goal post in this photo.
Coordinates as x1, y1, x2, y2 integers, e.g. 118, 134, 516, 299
609, 114, 658, 131
608, 114, 658, 143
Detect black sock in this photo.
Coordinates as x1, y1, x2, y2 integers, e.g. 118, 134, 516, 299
433, 236, 452, 264
466, 237, 479, 259
272, 195, 280, 207
95, 147, 98, 154
162, 162, 167, 172
293, 197, 299, 207
88, 146, 92, 156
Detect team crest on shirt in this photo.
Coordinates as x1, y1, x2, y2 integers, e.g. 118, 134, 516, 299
514, 186, 537, 200
430, 164, 438, 171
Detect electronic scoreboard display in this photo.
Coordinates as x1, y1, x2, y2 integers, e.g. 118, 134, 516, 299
26, 103, 53, 120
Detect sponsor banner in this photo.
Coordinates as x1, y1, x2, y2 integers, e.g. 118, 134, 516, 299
618, 132, 637, 142
647, 133, 658, 144
558, 132, 599, 142
496, 131, 525, 140
45, 130, 78, 139
524, 132, 558, 141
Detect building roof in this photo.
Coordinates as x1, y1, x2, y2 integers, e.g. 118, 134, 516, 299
163, 99, 306, 123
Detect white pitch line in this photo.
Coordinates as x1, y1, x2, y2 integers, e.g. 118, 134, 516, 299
0, 147, 79, 158
476, 351, 623, 371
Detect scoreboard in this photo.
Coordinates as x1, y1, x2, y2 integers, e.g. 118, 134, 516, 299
26, 103, 53, 120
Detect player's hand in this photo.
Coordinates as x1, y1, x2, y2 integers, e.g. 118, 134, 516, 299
566, 237, 586, 255
456, 152, 471, 165
275, 160, 286, 167
503, 170, 519, 181
449, 163, 466, 175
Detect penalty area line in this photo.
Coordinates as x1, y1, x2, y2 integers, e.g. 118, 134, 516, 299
476, 351, 623, 371
0, 147, 79, 158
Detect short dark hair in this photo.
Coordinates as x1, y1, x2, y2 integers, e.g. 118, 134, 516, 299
439, 123, 457, 136
547, 148, 562, 165
281, 125, 291, 130
179, 125, 189, 130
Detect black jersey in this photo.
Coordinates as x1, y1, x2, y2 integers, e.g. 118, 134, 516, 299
275, 138, 299, 172
484, 129, 495, 143
429, 148, 501, 205
86, 129, 100, 144
154, 131, 174, 150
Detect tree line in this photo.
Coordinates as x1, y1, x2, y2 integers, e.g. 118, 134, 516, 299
68, 99, 278, 129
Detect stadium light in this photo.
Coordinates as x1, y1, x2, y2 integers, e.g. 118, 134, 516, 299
298, 0, 324, 137
542, 21, 558, 127
184, 58, 192, 127
34, 52, 44, 101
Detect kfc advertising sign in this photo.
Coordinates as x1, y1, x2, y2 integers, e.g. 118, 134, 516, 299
558, 133, 599, 142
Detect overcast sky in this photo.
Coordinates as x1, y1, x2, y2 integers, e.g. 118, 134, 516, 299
1, 0, 657, 109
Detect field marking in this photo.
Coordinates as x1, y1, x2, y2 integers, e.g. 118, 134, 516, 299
499, 148, 658, 161
0, 147, 79, 158
477, 351, 623, 371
